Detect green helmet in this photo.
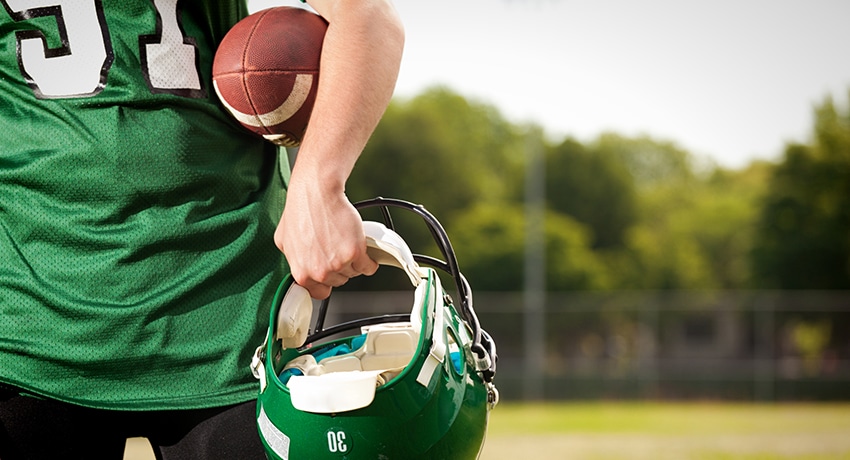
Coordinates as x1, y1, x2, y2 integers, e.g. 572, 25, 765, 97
251, 198, 498, 459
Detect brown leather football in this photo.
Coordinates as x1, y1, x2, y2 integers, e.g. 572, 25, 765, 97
213, 7, 327, 147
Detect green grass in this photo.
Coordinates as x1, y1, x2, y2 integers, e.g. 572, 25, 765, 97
480, 402, 850, 460
487, 402, 850, 435
125, 403, 850, 460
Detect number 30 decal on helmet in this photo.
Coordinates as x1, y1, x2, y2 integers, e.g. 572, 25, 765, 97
252, 197, 499, 459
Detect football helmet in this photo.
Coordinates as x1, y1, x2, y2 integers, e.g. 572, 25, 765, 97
251, 197, 498, 459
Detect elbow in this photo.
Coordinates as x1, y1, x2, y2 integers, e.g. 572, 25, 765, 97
376, 0, 405, 53
352, 0, 405, 57
319, 0, 405, 54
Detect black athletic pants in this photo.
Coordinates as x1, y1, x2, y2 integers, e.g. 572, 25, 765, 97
0, 385, 267, 460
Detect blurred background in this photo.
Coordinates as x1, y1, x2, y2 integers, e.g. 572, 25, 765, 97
248, 0, 850, 403
128, 1, 850, 458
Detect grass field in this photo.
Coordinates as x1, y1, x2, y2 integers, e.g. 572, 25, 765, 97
123, 403, 850, 459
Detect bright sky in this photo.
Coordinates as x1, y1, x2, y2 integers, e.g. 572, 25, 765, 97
249, 0, 850, 169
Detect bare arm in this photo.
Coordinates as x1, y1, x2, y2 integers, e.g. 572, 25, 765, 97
274, 0, 405, 299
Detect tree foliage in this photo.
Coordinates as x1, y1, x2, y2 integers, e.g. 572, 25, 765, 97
545, 138, 637, 249
591, 133, 696, 188
349, 87, 524, 221
344, 85, 848, 292
450, 203, 608, 291
752, 95, 850, 289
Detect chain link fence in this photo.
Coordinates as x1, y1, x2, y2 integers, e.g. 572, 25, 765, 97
327, 290, 850, 402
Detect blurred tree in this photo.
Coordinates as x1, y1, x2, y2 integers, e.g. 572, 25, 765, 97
349, 86, 524, 224
584, 133, 718, 289
617, 162, 768, 289
545, 138, 637, 249
345, 87, 779, 292
614, 222, 716, 290
591, 132, 696, 188
346, 86, 525, 289
450, 203, 608, 291
695, 163, 771, 288
752, 95, 850, 289
580, 133, 770, 290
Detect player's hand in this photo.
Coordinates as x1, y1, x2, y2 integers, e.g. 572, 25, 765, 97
274, 179, 378, 300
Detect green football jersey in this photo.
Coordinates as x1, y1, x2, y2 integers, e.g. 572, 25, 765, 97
0, 0, 288, 410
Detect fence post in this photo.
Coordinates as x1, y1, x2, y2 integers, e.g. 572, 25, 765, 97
754, 293, 775, 401
523, 128, 546, 401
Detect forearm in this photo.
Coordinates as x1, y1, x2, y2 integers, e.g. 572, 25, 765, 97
298, 0, 404, 187
274, 0, 403, 299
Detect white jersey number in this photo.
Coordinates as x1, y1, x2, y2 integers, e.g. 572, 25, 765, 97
139, 0, 202, 97
2, 0, 202, 99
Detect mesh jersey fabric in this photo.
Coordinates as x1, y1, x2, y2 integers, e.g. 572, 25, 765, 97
0, 0, 289, 410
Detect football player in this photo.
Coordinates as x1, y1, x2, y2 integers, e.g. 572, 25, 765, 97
0, 0, 403, 458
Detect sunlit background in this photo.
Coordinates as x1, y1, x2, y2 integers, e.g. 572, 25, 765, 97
251, 0, 850, 169
123, 1, 850, 458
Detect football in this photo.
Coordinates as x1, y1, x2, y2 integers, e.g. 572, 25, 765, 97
212, 7, 327, 147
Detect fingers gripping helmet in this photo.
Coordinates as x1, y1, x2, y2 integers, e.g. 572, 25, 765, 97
251, 198, 498, 459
